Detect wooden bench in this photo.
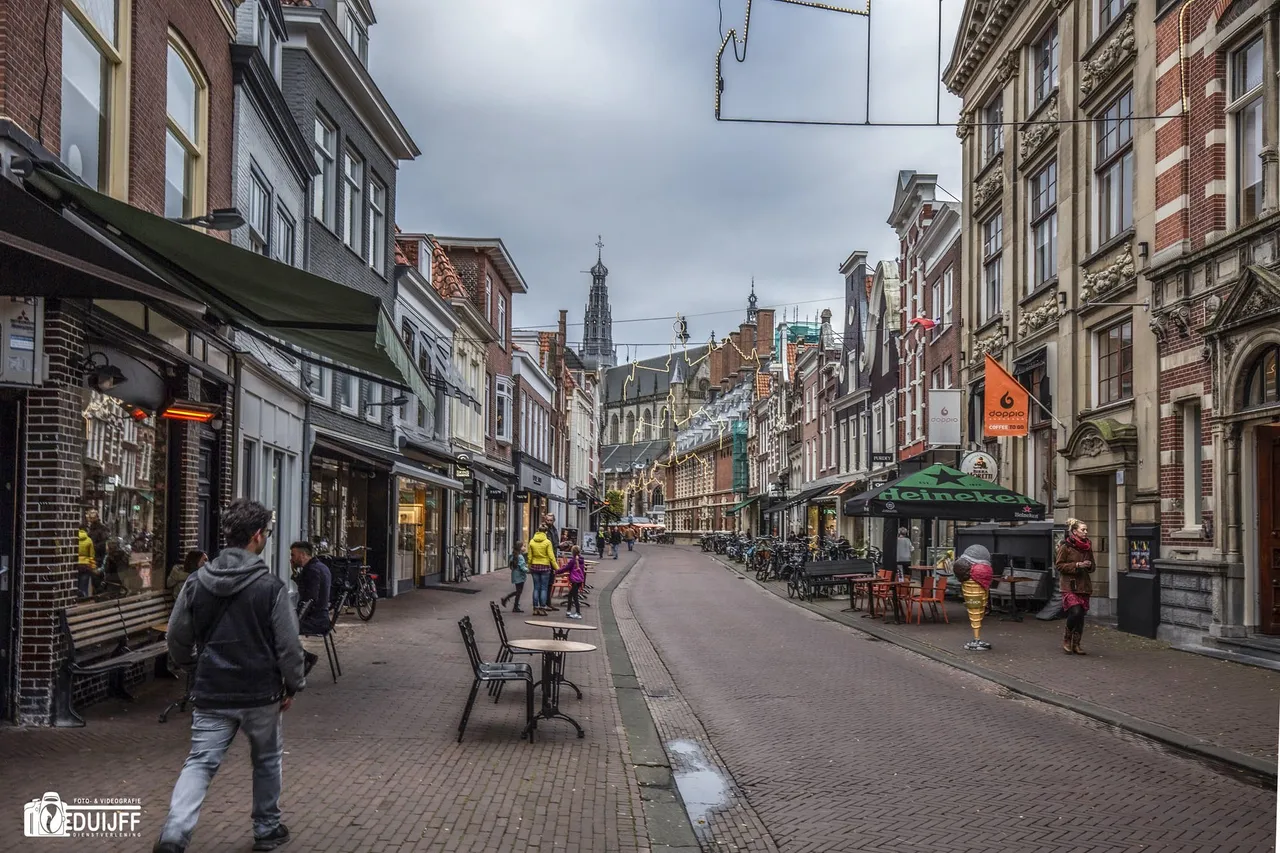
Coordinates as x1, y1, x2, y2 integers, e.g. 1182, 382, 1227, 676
54, 591, 173, 727
793, 558, 876, 601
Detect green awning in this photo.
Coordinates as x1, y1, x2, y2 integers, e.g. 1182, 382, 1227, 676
38, 169, 425, 397
843, 463, 1045, 521
725, 495, 761, 515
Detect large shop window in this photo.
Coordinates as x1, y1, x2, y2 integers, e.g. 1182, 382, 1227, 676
309, 457, 369, 552
397, 481, 443, 586
80, 390, 159, 597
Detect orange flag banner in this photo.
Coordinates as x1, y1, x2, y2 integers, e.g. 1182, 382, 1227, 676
983, 354, 1030, 438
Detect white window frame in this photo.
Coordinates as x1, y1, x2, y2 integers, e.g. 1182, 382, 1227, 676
1229, 35, 1264, 229
982, 212, 1003, 320
342, 147, 364, 253
1030, 160, 1058, 290
368, 176, 387, 273
1094, 88, 1134, 247
1182, 402, 1204, 529
345, 7, 369, 64
943, 265, 954, 325
304, 362, 330, 402
485, 274, 493, 324
363, 381, 382, 424
336, 373, 358, 415
495, 377, 513, 444
274, 205, 296, 266
485, 374, 492, 438
313, 113, 337, 227
247, 167, 271, 255
497, 294, 507, 348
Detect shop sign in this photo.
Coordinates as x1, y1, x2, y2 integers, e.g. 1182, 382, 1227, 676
0, 297, 43, 388
926, 389, 962, 446
959, 450, 998, 482
513, 490, 530, 503
485, 486, 505, 500
871, 452, 894, 466
454, 464, 472, 480
520, 467, 548, 493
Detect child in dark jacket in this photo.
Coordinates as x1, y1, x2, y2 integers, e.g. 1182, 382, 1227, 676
557, 546, 588, 619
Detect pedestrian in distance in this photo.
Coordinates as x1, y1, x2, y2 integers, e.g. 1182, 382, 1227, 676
610, 526, 622, 559
558, 545, 588, 619
1056, 518, 1096, 655
154, 499, 305, 853
896, 527, 913, 580
502, 542, 529, 613
527, 527, 557, 616
76, 526, 99, 598
290, 541, 331, 677
624, 526, 635, 551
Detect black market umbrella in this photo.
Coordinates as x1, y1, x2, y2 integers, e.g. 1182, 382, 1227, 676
842, 463, 1045, 522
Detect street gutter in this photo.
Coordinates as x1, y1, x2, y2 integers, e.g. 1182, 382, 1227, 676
710, 553, 1277, 784
598, 555, 703, 852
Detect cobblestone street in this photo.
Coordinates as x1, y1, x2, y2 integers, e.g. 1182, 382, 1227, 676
626, 548, 1276, 853
0, 557, 648, 853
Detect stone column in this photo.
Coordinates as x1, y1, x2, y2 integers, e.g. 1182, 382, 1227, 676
1225, 422, 1242, 563
1263, 7, 1280, 214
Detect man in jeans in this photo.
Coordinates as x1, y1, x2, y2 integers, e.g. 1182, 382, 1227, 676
290, 540, 332, 675
154, 500, 305, 853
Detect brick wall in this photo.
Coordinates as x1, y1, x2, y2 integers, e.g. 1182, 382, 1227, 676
0, 0, 61, 147
17, 302, 84, 724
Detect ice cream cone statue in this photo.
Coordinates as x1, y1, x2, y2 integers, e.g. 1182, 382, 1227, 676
951, 544, 996, 651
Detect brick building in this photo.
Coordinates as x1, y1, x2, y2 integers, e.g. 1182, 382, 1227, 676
1147, 0, 1280, 646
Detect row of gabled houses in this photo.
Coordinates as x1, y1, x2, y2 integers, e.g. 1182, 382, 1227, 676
0, 0, 600, 725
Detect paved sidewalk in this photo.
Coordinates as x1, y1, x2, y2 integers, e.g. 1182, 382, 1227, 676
711, 551, 1280, 775
0, 557, 649, 852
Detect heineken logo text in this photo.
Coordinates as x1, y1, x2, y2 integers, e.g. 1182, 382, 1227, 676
881, 488, 1018, 504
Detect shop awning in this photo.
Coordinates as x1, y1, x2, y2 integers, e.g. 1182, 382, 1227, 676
778, 485, 832, 511
725, 495, 761, 515
35, 168, 425, 397
392, 461, 464, 492
843, 463, 1045, 521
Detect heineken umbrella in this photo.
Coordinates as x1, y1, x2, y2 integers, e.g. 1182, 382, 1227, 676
843, 463, 1045, 522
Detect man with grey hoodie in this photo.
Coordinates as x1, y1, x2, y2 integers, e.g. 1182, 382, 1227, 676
154, 499, 305, 853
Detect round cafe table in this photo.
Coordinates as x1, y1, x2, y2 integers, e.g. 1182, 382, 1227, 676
507, 638, 596, 738
525, 619, 599, 698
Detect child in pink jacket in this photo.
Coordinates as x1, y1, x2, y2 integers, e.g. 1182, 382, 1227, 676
557, 546, 588, 619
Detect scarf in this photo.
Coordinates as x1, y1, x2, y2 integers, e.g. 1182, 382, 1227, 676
1066, 533, 1092, 554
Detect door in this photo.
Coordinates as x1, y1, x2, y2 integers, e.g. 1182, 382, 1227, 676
0, 396, 20, 722
196, 430, 219, 557
1258, 426, 1280, 634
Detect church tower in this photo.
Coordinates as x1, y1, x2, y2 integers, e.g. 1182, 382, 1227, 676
580, 236, 615, 371
747, 277, 759, 324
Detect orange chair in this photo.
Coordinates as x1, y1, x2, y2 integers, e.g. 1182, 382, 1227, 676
908, 574, 949, 624
869, 569, 895, 617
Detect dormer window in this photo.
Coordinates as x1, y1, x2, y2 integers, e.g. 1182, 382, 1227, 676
345, 8, 369, 64
256, 4, 276, 71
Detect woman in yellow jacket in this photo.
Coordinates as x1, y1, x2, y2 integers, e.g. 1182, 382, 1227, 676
527, 528, 557, 616
77, 527, 99, 598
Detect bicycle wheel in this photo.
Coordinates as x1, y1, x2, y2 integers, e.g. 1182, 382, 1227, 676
357, 585, 376, 621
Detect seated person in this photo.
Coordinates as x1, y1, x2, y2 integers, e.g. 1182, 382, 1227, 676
290, 541, 332, 675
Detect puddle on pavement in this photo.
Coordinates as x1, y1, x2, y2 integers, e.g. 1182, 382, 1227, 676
665, 739, 730, 829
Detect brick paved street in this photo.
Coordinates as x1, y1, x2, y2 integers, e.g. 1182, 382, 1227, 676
0, 558, 648, 853
629, 548, 1275, 853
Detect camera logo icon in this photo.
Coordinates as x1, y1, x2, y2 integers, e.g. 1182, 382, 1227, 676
24, 792, 69, 837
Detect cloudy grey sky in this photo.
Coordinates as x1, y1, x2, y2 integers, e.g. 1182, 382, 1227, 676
371, 0, 963, 359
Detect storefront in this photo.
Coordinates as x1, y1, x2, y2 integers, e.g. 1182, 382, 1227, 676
517, 457, 553, 542
308, 433, 393, 593
391, 459, 461, 591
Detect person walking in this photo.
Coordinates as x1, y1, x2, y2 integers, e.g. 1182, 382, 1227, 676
290, 542, 332, 677
609, 527, 622, 559
1056, 518, 1096, 655
624, 526, 635, 551
76, 526, 99, 598
154, 499, 305, 853
557, 546, 588, 619
895, 527, 914, 580
527, 527, 557, 616
501, 542, 529, 612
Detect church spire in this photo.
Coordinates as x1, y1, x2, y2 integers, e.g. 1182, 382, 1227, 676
580, 236, 615, 371
747, 277, 758, 323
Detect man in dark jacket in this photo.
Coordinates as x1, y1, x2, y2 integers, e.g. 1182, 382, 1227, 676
154, 500, 303, 853
290, 540, 331, 674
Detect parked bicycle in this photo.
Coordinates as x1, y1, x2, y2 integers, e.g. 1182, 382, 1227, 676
327, 545, 378, 622
449, 544, 473, 584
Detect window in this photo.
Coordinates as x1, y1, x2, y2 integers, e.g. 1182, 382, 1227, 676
485, 375, 492, 437
1230, 37, 1264, 227
313, 114, 336, 226
1032, 25, 1059, 106
942, 358, 953, 388
342, 148, 364, 252
496, 378, 513, 443
303, 361, 330, 401
1030, 161, 1058, 288
1095, 88, 1134, 245
345, 9, 369, 64
242, 439, 258, 499
1098, 0, 1128, 31
983, 95, 1004, 162
931, 368, 942, 389
485, 274, 493, 323
1095, 318, 1134, 406
248, 170, 271, 255
61, 2, 126, 193
1243, 345, 1279, 407
497, 295, 507, 348
363, 381, 381, 423
401, 320, 415, 353
368, 177, 386, 272
256, 3, 276, 68
336, 373, 357, 413
274, 206, 296, 266
982, 213, 1003, 320
943, 266, 954, 325
1182, 403, 1203, 528
164, 40, 206, 220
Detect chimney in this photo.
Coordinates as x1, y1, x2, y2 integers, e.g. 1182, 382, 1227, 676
558, 309, 568, 345
727, 332, 743, 382
756, 309, 775, 359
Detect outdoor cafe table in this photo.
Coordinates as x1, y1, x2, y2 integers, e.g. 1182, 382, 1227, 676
997, 575, 1037, 622
837, 575, 875, 614
507, 638, 596, 739
525, 619, 598, 698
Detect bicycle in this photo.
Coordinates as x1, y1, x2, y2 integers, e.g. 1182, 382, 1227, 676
449, 544, 473, 583
328, 546, 378, 622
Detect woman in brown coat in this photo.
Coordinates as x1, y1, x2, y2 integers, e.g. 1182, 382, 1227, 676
1055, 518, 1095, 655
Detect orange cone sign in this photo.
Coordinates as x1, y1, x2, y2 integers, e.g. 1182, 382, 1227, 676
983, 354, 1030, 438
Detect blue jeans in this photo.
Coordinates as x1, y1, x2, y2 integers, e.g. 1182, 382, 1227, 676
530, 571, 552, 607
612, 543, 619, 558
158, 705, 284, 846
627, 540, 633, 551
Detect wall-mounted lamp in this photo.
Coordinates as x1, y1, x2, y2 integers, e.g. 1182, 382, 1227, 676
364, 395, 410, 414
1138, 242, 1149, 260
161, 400, 220, 423
169, 208, 246, 231
78, 351, 127, 393
1056, 290, 1067, 311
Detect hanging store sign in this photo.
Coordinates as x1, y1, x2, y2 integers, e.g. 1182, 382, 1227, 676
454, 464, 472, 480
485, 486, 505, 500
871, 452, 895, 466
519, 466, 548, 493
982, 354, 1030, 438
513, 490, 530, 503
926, 389, 962, 447
959, 450, 998, 482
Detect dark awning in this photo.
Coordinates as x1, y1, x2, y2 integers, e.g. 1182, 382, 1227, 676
725, 495, 761, 515
34, 168, 423, 396
779, 485, 832, 511
843, 463, 1045, 521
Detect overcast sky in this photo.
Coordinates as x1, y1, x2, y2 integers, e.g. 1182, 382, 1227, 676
371, 0, 963, 360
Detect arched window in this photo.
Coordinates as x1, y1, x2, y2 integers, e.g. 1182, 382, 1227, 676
660, 408, 670, 439
609, 413, 619, 444
651, 486, 664, 506
641, 408, 652, 440
625, 411, 636, 440
1244, 344, 1280, 408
